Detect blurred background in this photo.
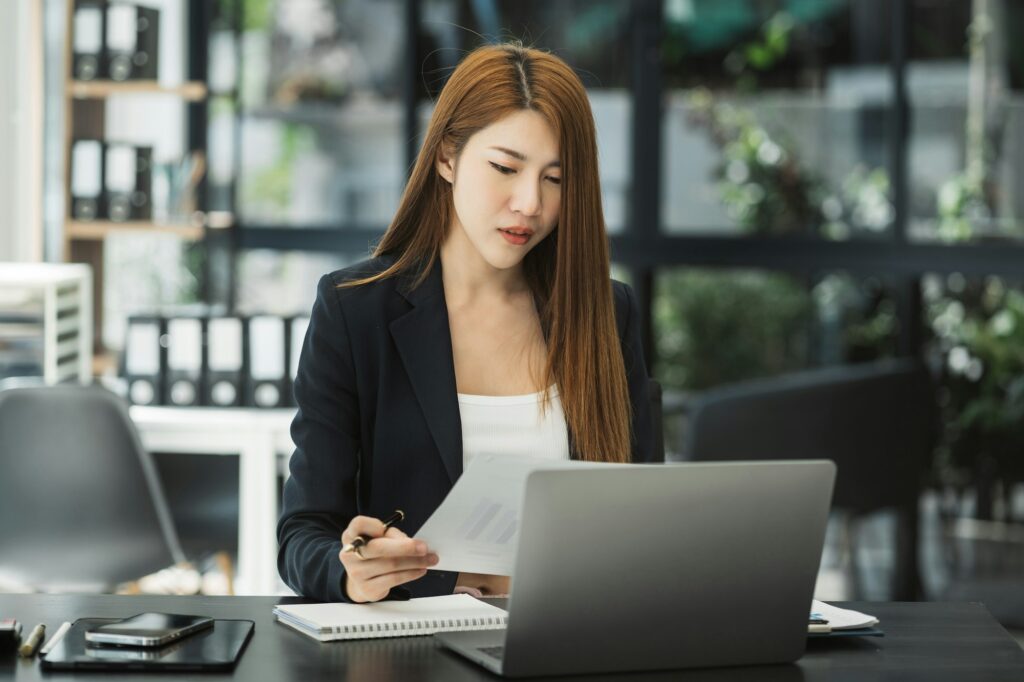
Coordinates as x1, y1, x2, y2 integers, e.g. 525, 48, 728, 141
0, 0, 1022, 643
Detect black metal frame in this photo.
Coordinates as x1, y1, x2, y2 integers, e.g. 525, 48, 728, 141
186, 0, 211, 302
222, 0, 1024, 365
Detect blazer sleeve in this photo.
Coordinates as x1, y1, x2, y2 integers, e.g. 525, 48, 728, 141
277, 274, 361, 601
618, 282, 656, 463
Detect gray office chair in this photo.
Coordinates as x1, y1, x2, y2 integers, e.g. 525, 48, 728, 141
675, 359, 936, 600
0, 384, 185, 592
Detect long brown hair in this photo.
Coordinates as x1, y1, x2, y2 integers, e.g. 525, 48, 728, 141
344, 43, 631, 463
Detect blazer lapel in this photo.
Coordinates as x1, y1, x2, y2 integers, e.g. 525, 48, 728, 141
389, 260, 463, 483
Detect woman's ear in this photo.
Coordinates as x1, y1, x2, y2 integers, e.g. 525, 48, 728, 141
436, 145, 455, 184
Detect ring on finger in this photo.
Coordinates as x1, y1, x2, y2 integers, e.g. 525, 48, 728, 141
354, 544, 366, 559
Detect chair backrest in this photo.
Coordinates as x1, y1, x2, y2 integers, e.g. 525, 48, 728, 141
0, 385, 184, 591
677, 359, 935, 513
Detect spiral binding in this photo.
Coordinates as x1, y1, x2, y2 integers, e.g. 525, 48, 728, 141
330, 614, 507, 639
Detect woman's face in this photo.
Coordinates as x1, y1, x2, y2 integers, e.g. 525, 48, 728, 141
437, 109, 562, 271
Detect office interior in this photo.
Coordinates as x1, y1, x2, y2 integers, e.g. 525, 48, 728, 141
1, 0, 1023, 650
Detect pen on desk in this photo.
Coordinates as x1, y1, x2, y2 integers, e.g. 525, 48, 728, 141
39, 621, 71, 657
342, 510, 405, 555
18, 623, 45, 658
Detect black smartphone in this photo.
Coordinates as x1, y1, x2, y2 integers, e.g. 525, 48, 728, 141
84, 613, 213, 647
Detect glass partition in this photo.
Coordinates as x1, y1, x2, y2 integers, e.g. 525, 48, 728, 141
907, 0, 1024, 243
236, 0, 405, 229
661, 1, 896, 239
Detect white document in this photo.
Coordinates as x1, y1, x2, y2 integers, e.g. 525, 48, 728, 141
810, 600, 879, 632
413, 454, 621, 575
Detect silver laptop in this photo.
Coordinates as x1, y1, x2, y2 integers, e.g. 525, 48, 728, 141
435, 460, 836, 677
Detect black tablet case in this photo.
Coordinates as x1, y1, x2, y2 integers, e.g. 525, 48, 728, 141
40, 617, 254, 671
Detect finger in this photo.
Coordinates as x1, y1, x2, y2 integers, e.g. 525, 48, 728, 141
370, 554, 439, 575
357, 537, 428, 560
384, 526, 409, 539
341, 515, 388, 545
340, 551, 438, 580
363, 567, 429, 596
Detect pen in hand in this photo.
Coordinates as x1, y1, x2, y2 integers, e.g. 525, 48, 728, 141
342, 510, 405, 556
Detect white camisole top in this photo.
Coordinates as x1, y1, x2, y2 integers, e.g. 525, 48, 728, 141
457, 385, 570, 470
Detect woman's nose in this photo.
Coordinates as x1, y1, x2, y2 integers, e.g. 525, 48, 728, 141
509, 177, 542, 217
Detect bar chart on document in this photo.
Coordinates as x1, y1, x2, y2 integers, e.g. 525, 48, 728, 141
461, 498, 519, 545
414, 455, 613, 575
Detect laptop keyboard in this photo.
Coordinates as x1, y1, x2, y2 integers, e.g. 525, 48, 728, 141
477, 646, 505, 660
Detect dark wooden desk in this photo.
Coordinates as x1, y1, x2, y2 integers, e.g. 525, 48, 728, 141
1, 595, 1021, 681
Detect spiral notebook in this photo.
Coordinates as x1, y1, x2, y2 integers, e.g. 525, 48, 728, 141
273, 594, 508, 641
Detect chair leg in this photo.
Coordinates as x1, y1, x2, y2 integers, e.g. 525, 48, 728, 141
893, 502, 922, 600
849, 514, 870, 600
836, 511, 863, 600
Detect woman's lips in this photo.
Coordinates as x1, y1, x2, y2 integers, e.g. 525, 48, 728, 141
498, 227, 533, 246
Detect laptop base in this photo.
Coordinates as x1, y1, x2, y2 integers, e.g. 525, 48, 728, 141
435, 629, 506, 675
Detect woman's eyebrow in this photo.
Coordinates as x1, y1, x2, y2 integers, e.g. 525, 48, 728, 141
488, 146, 560, 168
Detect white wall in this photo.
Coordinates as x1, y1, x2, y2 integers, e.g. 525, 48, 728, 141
0, 0, 43, 263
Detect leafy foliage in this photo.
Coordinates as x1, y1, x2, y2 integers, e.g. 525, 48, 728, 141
655, 269, 812, 390
925, 276, 1024, 484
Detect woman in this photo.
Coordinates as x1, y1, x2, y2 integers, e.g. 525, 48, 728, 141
277, 43, 655, 604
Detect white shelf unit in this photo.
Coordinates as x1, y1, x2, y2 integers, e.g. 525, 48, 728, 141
0, 263, 92, 385
129, 405, 296, 595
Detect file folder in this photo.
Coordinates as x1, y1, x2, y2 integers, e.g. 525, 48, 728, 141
164, 317, 203, 406
123, 316, 163, 405
206, 317, 244, 407
106, 4, 159, 81
246, 315, 287, 408
106, 144, 153, 222
135, 146, 154, 219
286, 315, 310, 406
72, 3, 105, 81
71, 139, 105, 221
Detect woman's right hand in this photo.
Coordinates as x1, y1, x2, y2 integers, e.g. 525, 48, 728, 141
340, 515, 439, 603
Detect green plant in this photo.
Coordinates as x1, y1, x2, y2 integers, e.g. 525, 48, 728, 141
924, 4, 1024, 499
241, 124, 315, 217
934, 2, 1019, 243
685, 89, 822, 236
179, 242, 204, 304
724, 11, 794, 92
936, 170, 993, 242
685, 89, 894, 238
654, 269, 812, 391
925, 275, 1024, 487
242, 0, 273, 32
813, 273, 898, 363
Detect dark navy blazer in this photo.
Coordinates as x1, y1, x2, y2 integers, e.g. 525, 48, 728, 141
277, 254, 654, 602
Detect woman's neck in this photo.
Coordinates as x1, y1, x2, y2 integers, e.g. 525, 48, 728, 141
439, 228, 529, 307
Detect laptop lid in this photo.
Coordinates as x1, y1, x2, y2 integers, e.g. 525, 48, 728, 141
497, 460, 835, 677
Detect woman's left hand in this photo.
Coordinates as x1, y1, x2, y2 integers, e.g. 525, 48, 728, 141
455, 572, 510, 597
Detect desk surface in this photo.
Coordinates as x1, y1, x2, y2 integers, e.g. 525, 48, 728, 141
1, 595, 1022, 681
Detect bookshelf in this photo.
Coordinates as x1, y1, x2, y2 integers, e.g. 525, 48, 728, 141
61, 0, 216, 368
67, 220, 206, 242
67, 79, 208, 101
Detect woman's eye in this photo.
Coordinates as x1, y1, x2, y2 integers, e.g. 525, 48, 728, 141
546, 176, 562, 185
489, 162, 515, 175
